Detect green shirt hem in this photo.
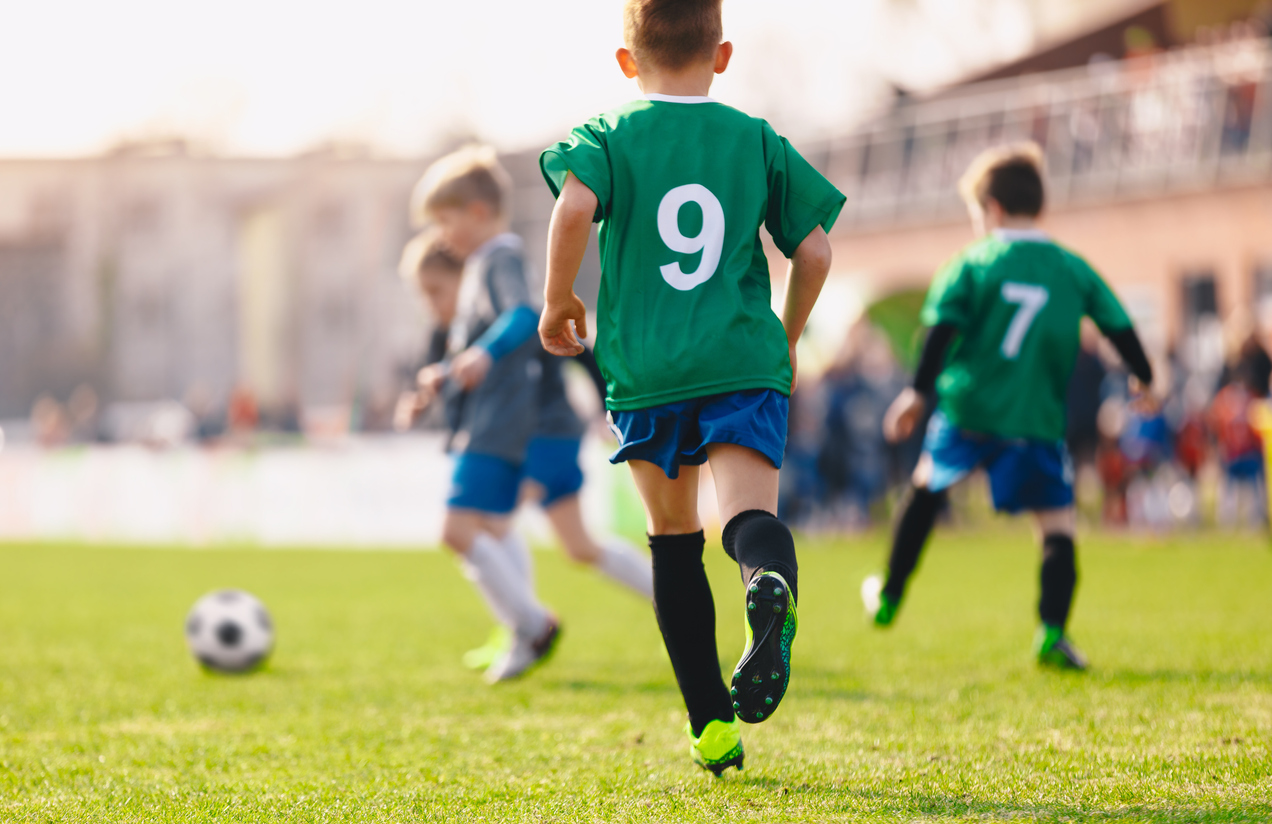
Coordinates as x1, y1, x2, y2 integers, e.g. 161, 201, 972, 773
606, 377, 792, 412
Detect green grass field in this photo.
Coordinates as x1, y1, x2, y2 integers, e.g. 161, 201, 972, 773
2, 528, 1270, 822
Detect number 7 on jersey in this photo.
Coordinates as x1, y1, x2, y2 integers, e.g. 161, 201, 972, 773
999, 282, 1049, 359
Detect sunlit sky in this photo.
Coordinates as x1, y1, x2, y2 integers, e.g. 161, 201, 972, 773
0, 0, 1134, 157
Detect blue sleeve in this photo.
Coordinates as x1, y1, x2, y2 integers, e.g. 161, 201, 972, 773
474, 304, 539, 361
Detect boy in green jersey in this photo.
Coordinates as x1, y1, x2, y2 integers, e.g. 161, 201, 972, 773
865, 143, 1156, 670
538, 0, 844, 774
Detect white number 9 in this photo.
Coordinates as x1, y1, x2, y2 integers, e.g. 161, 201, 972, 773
657, 183, 725, 291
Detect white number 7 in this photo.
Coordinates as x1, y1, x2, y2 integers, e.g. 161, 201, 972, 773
1000, 282, 1049, 359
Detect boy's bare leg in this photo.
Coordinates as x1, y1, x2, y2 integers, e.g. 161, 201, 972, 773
704, 443, 799, 723
628, 459, 734, 736
704, 443, 797, 600
543, 494, 654, 599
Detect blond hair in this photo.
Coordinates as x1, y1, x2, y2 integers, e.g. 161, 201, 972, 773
398, 228, 463, 285
623, 0, 723, 71
958, 142, 1047, 216
409, 144, 511, 227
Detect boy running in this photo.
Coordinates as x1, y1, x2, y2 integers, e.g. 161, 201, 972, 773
864, 143, 1155, 670
538, 0, 844, 774
403, 158, 653, 683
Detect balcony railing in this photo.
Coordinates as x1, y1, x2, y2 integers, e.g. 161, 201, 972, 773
820, 38, 1272, 233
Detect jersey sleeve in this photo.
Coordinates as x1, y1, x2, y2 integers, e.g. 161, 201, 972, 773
919, 253, 973, 329
485, 251, 532, 316
762, 123, 846, 258
540, 119, 612, 222
1076, 256, 1132, 333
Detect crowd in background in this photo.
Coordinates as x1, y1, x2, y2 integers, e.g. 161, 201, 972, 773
17, 301, 1272, 534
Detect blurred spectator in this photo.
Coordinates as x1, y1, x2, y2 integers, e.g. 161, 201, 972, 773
31, 395, 70, 448
1207, 381, 1265, 527
184, 382, 227, 442
227, 385, 259, 435
816, 320, 905, 527
1067, 322, 1107, 469
66, 384, 100, 443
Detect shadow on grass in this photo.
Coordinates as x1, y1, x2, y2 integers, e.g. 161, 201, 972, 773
729, 779, 1272, 823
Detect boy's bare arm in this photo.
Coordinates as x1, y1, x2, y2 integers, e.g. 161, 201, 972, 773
540, 174, 598, 356
779, 226, 832, 391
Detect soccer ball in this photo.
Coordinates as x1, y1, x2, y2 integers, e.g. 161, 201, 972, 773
184, 589, 274, 673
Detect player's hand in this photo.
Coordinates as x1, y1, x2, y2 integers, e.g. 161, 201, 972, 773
416, 364, 448, 395
883, 387, 927, 444
393, 391, 425, 433
450, 347, 493, 390
539, 293, 588, 356
1128, 376, 1160, 415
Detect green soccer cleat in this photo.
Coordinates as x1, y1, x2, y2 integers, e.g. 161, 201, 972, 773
462, 625, 513, 671
687, 718, 744, 776
860, 574, 899, 627
730, 570, 797, 724
1034, 625, 1088, 671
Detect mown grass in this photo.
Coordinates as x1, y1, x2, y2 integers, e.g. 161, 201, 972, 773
1, 527, 1269, 822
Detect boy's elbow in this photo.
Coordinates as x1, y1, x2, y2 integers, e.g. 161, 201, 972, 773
795, 227, 832, 273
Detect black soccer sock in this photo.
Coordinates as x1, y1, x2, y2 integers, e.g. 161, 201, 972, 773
721, 510, 798, 603
649, 531, 735, 736
882, 486, 945, 602
1039, 533, 1077, 630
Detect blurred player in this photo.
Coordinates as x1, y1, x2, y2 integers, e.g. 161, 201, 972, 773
865, 143, 1155, 670
401, 158, 653, 683
538, 0, 843, 774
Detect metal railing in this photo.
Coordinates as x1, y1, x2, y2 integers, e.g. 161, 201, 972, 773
821, 38, 1272, 233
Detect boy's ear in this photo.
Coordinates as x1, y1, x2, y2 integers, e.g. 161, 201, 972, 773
616, 48, 640, 79
714, 41, 733, 75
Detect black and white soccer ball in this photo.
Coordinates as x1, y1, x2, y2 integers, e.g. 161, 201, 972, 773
184, 589, 274, 673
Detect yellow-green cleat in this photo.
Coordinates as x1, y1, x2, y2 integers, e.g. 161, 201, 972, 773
462, 625, 512, 671
687, 718, 744, 776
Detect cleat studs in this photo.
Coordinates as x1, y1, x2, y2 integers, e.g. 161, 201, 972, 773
765, 696, 774, 705
733, 701, 740, 710
749, 584, 759, 594
755, 711, 764, 720
773, 604, 782, 613
748, 603, 756, 611
774, 587, 783, 597
771, 671, 780, 680
730, 687, 737, 696
751, 674, 762, 684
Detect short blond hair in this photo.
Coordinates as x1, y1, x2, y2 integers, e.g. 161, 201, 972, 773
398, 228, 463, 285
409, 144, 511, 227
958, 142, 1047, 216
624, 0, 723, 71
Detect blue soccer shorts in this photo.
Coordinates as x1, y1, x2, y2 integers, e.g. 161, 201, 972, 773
447, 452, 522, 514
447, 438, 586, 514
523, 437, 585, 507
921, 410, 1074, 514
608, 388, 789, 480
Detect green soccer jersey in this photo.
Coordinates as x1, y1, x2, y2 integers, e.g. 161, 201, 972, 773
921, 229, 1133, 442
540, 95, 845, 411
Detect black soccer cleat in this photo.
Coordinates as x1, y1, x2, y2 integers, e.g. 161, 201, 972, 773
730, 571, 798, 724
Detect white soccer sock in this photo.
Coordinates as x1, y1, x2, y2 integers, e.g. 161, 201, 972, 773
462, 533, 550, 638
499, 530, 534, 588
596, 537, 654, 600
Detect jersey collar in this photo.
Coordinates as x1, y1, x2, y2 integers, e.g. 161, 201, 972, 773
643, 93, 716, 104
993, 228, 1051, 244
